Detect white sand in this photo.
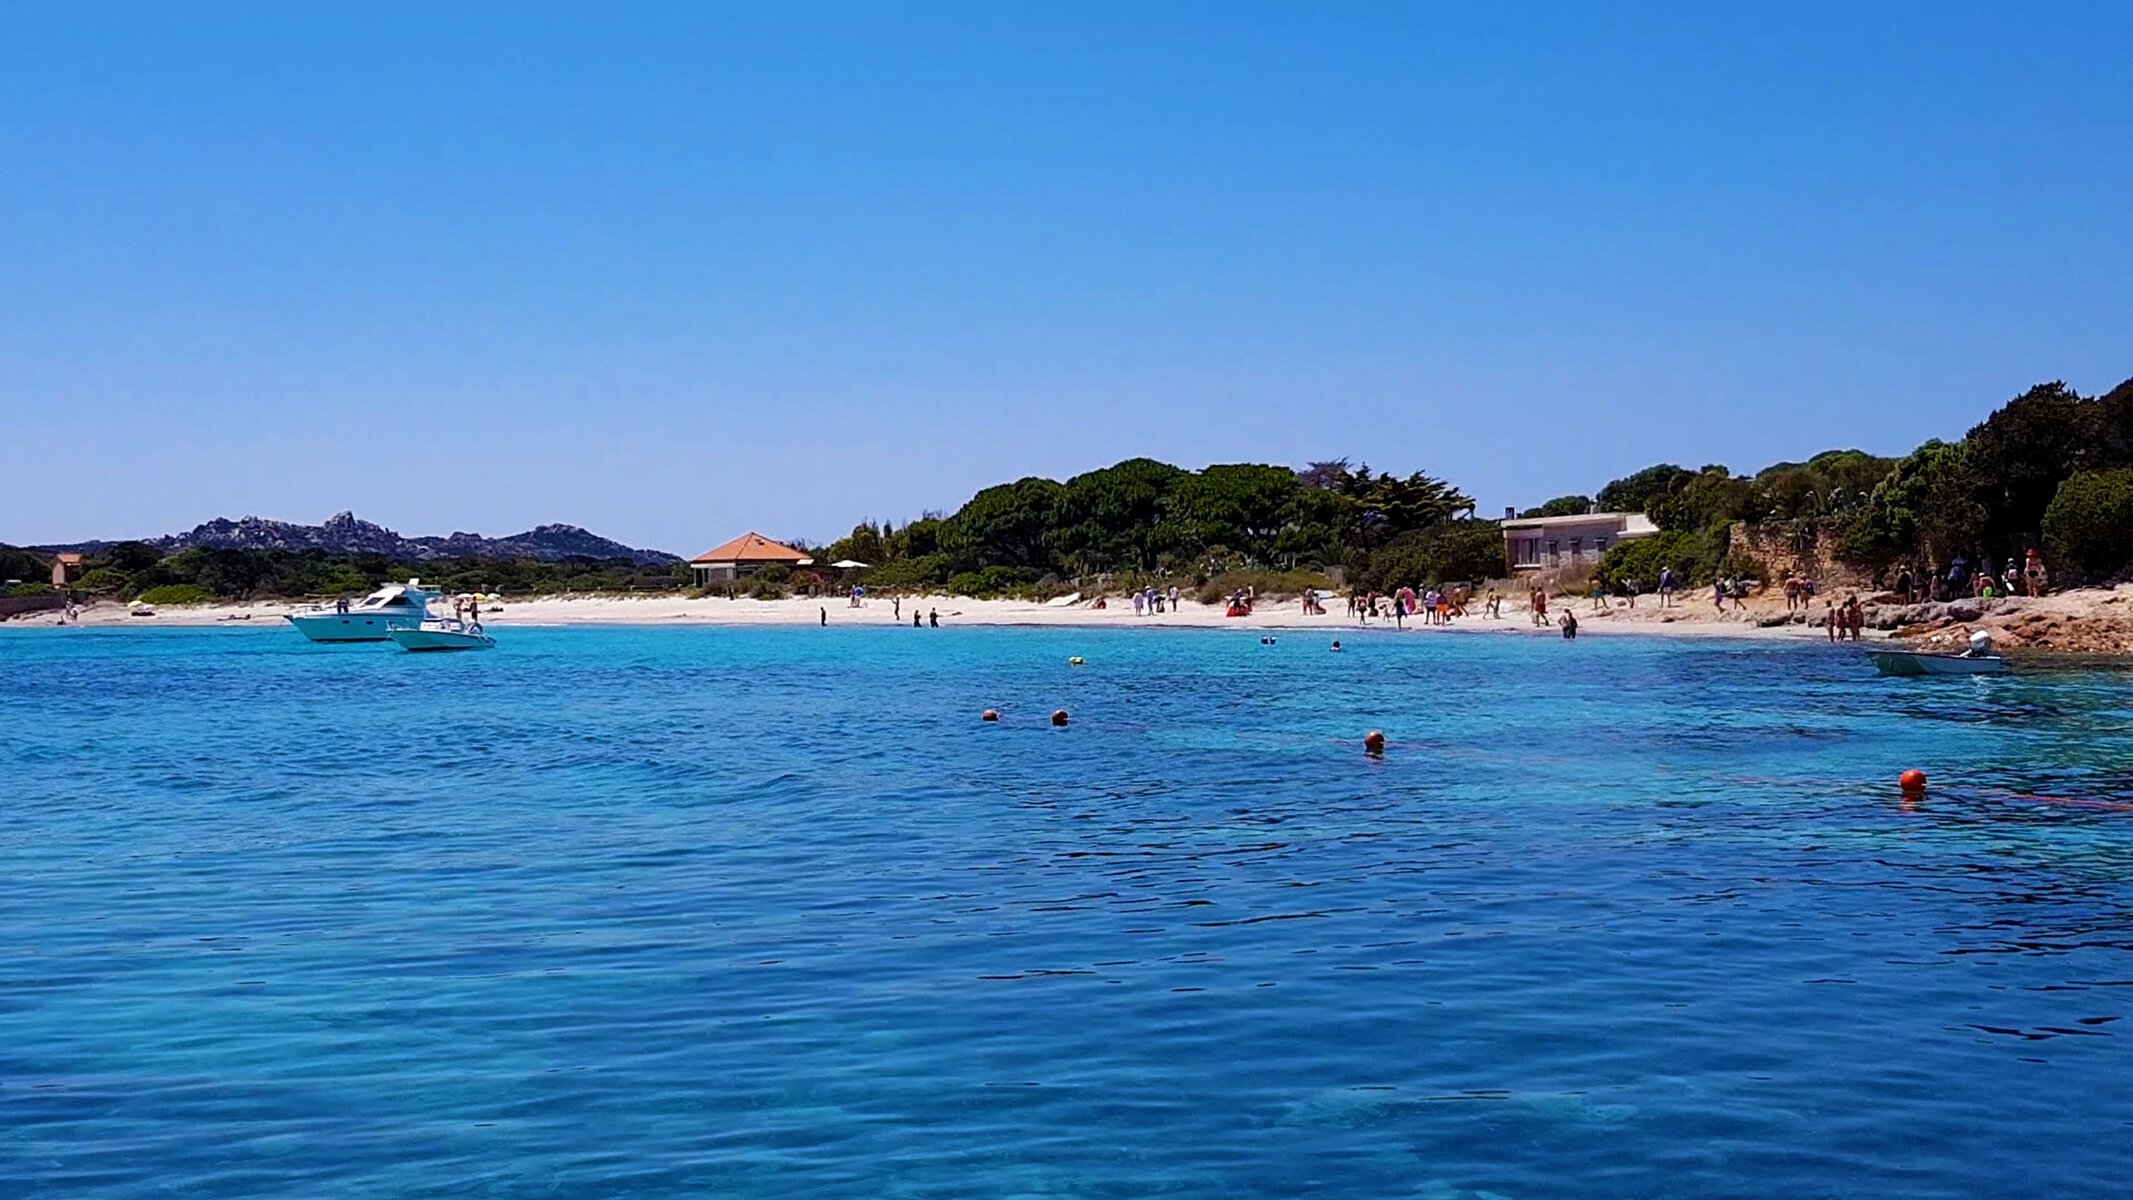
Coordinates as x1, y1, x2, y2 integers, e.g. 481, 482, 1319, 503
13, 592, 1834, 641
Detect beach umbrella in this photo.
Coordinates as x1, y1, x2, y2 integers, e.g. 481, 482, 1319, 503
830, 559, 871, 570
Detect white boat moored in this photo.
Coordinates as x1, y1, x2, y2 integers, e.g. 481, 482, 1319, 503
1873, 629, 2006, 676
387, 618, 496, 652
286, 579, 440, 642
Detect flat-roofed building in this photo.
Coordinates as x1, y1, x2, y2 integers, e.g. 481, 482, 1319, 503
1502, 512, 1657, 573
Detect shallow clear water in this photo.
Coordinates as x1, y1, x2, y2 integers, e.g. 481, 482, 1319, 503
3, 623, 2131, 1198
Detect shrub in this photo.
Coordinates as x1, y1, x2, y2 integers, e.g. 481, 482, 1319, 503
866, 554, 953, 589
1596, 529, 1719, 590
946, 566, 1037, 597
1358, 520, 1505, 592
755, 564, 793, 585
73, 568, 133, 595
749, 580, 787, 600
135, 584, 213, 606
2042, 468, 2133, 583
1194, 568, 1333, 605
1, 582, 54, 598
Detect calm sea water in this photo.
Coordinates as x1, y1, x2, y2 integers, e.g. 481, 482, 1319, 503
3, 622, 2131, 1198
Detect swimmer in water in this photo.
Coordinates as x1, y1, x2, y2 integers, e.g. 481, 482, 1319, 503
1330, 640, 1342, 652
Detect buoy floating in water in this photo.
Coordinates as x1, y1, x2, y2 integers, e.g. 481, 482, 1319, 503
1051, 709, 1070, 726
1069, 657, 1085, 666
1364, 730, 1386, 756
981, 709, 1000, 722
1900, 768, 1928, 792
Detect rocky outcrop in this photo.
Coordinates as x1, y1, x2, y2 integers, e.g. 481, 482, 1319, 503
1889, 587, 2133, 654
134, 512, 678, 564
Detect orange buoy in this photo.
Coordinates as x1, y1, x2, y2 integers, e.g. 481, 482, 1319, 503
1900, 768, 1928, 792
1051, 709, 1070, 726
1364, 730, 1386, 755
982, 709, 1000, 722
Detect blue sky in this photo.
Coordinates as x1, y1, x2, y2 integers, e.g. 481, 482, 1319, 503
4, 4, 2128, 554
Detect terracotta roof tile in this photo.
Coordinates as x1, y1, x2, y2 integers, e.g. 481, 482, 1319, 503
690, 532, 812, 564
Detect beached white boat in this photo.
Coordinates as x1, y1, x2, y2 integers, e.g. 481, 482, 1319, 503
286, 579, 439, 642
1870, 649, 2007, 677
387, 618, 495, 652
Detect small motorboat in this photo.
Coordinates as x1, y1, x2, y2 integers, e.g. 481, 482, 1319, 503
1871, 631, 2005, 676
1871, 650, 2006, 676
387, 618, 496, 652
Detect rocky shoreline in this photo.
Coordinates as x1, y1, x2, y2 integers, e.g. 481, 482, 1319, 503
1871, 587, 2133, 655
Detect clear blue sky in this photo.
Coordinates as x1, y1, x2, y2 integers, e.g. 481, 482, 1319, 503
5, 4, 2128, 554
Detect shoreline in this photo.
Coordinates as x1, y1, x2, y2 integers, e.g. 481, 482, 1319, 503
4, 593, 1853, 643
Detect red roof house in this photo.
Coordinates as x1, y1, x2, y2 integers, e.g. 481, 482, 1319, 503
689, 533, 813, 583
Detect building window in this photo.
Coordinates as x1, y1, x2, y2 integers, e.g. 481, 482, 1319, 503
1569, 537, 1582, 562
1547, 540, 1559, 562
1595, 537, 1608, 554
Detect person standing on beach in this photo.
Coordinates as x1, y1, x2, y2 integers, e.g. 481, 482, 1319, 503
893, 596, 901, 621
1559, 608, 1578, 639
820, 606, 827, 626
928, 608, 939, 628
914, 610, 922, 628
1658, 566, 1676, 608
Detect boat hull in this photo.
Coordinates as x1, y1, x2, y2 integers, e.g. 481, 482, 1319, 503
1871, 650, 2007, 677
388, 627, 496, 652
286, 612, 425, 642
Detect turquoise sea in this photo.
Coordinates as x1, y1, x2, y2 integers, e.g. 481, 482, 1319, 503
3, 623, 2131, 1198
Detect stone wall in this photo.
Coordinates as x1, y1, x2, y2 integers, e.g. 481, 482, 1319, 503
0, 595, 64, 621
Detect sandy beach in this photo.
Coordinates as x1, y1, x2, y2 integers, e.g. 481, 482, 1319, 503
12, 590, 1849, 641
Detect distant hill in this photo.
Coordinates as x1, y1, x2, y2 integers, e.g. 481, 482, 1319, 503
42, 511, 680, 565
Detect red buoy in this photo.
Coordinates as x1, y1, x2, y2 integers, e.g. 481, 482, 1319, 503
1051, 709, 1070, 726
1900, 769, 1928, 792
1364, 730, 1386, 755
982, 709, 1000, 722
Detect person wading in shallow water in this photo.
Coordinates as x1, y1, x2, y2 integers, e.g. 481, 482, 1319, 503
928, 608, 939, 628
914, 610, 921, 628
1559, 608, 1579, 639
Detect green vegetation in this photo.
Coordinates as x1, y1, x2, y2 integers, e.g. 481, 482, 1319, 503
821, 457, 1478, 596
16, 374, 2133, 607
0, 542, 693, 603
1589, 378, 2133, 587
1520, 495, 1593, 519
1595, 530, 1719, 592
2042, 469, 2133, 583
134, 584, 213, 605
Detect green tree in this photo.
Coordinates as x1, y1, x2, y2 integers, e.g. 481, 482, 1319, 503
1053, 458, 1187, 574
821, 521, 888, 567
0, 545, 46, 585
1854, 439, 1984, 570
1360, 520, 1505, 591
1520, 495, 1592, 519
2042, 469, 2133, 583
944, 478, 1065, 572
1163, 464, 1304, 565
1965, 381, 2096, 549
1596, 464, 1695, 514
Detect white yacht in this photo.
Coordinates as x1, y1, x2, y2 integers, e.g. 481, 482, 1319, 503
285, 579, 440, 642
